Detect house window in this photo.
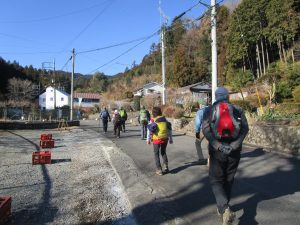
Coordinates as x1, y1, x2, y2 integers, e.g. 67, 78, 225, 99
51, 89, 53, 92
43, 98, 45, 102
61, 97, 64, 101
50, 97, 53, 101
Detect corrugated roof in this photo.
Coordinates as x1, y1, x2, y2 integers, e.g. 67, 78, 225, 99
74, 93, 101, 99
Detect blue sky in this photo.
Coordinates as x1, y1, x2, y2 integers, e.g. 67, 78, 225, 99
0, 0, 236, 76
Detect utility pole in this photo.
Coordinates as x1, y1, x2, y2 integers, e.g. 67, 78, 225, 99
159, 0, 167, 105
70, 48, 75, 121
53, 58, 56, 119
211, 0, 218, 103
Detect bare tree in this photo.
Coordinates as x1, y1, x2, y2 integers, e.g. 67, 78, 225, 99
7, 77, 35, 102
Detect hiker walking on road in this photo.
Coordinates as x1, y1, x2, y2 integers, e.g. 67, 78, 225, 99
195, 99, 208, 165
202, 87, 249, 225
138, 106, 150, 140
112, 110, 122, 138
100, 107, 111, 133
119, 106, 127, 132
146, 107, 173, 176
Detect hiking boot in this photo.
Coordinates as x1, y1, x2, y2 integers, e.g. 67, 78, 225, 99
162, 166, 169, 174
222, 207, 235, 225
198, 159, 207, 165
155, 170, 163, 176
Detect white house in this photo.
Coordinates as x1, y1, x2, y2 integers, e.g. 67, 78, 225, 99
39, 86, 70, 110
73, 92, 100, 108
142, 82, 163, 96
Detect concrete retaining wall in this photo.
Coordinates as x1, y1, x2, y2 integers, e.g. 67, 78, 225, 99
0, 121, 80, 130
245, 124, 300, 155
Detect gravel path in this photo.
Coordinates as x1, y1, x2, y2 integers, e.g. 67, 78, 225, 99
0, 127, 136, 225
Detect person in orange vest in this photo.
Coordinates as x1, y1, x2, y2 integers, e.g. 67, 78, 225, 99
146, 106, 173, 176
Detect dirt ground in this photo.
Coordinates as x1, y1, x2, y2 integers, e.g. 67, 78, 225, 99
0, 127, 136, 225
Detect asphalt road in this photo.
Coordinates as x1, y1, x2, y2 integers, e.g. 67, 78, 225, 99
82, 120, 300, 225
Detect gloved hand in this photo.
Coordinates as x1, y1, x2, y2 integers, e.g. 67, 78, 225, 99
195, 132, 200, 139
218, 144, 233, 155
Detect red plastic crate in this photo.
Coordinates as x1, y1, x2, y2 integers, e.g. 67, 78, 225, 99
40, 134, 52, 141
0, 196, 11, 225
39, 139, 55, 148
32, 151, 52, 165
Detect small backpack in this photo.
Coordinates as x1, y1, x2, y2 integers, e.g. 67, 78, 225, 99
113, 113, 121, 125
211, 102, 241, 140
147, 122, 158, 133
101, 110, 108, 119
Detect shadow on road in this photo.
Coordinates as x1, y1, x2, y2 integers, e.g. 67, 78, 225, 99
7, 131, 58, 225
96, 148, 300, 225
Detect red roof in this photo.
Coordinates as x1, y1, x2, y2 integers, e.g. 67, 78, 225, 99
74, 93, 101, 99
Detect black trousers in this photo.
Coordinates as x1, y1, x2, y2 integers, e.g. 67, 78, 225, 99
208, 145, 241, 214
120, 118, 126, 131
102, 119, 108, 132
153, 143, 168, 170
113, 123, 121, 137
140, 121, 148, 139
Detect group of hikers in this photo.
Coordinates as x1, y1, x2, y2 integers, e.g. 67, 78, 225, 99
99, 87, 249, 225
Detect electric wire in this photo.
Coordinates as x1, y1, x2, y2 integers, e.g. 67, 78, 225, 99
76, 34, 160, 55
58, 0, 115, 54
0, 1, 111, 24
88, 30, 160, 74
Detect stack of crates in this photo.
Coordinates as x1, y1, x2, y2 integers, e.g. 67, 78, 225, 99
0, 196, 11, 225
32, 133, 54, 165
40, 134, 54, 149
32, 151, 52, 165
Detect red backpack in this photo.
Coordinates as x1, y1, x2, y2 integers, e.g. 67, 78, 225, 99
211, 102, 241, 140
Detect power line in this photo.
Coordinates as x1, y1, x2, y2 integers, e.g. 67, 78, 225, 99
59, 56, 72, 71
58, 0, 115, 53
0, 32, 59, 48
76, 34, 160, 55
0, 1, 111, 24
88, 30, 160, 74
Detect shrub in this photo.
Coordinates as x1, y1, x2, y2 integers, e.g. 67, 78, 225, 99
132, 96, 141, 111
276, 103, 300, 115
162, 105, 184, 119
245, 95, 267, 108
163, 106, 175, 118
121, 103, 132, 112
293, 85, 300, 102
230, 100, 253, 112
173, 107, 185, 119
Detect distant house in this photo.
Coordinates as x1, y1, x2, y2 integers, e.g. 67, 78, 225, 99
133, 88, 143, 97
74, 92, 100, 108
143, 82, 163, 96
133, 82, 163, 97
39, 86, 70, 110
175, 82, 211, 104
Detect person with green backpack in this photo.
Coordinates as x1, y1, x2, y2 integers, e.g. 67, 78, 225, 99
138, 106, 150, 140
119, 106, 127, 132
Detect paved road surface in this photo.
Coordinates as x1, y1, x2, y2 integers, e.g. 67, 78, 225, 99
82, 120, 300, 225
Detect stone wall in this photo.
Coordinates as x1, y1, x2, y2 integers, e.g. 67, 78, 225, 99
245, 123, 300, 155
170, 118, 300, 156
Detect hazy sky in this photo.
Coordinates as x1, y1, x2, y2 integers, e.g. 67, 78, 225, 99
0, 0, 238, 76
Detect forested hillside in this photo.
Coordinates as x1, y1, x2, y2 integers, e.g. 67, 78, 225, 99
106, 0, 300, 102
1, 0, 299, 104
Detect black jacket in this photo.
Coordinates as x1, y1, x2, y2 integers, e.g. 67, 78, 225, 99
202, 100, 249, 151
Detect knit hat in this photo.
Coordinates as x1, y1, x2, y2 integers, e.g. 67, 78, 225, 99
215, 87, 229, 101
